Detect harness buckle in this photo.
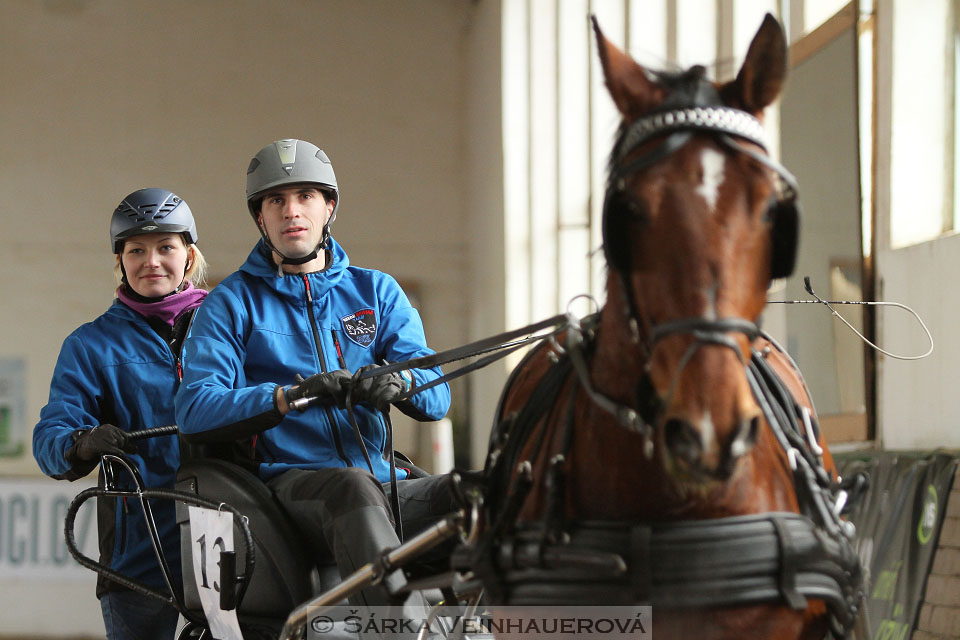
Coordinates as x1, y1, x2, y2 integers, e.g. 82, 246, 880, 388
832, 490, 848, 516
787, 448, 799, 471
800, 407, 824, 457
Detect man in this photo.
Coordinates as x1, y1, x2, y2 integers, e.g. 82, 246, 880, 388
174, 139, 453, 627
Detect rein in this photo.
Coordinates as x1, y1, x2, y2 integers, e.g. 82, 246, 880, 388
353, 313, 572, 397
334, 313, 573, 539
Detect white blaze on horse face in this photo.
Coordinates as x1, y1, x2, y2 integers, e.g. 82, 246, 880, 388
703, 282, 718, 321
696, 149, 725, 321
695, 148, 726, 213
697, 409, 719, 465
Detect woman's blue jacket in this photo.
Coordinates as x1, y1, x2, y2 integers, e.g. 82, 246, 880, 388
33, 300, 183, 596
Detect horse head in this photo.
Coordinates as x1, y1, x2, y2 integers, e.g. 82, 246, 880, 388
479, 18, 861, 636
591, 15, 799, 487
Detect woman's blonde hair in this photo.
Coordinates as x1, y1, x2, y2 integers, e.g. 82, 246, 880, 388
113, 238, 209, 290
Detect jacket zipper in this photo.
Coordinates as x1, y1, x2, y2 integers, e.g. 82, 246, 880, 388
331, 330, 347, 369
303, 275, 350, 465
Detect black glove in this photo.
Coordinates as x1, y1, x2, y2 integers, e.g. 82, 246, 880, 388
285, 369, 352, 411
348, 364, 409, 411
69, 424, 138, 462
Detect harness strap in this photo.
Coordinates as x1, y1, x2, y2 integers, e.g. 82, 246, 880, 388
650, 317, 760, 353
772, 515, 807, 610
469, 327, 864, 636
487, 352, 575, 511
747, 349, 848, 539
487, 513, 861, 630
628, 525, 653, 602
566, 323, 652, 442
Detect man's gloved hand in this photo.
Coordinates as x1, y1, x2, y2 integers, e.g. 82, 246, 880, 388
285, 369, 352, 411
348, 364, 409, 411
70, 424, 138, 462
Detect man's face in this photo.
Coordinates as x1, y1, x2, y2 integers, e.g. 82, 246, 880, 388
256, 185, 334, 259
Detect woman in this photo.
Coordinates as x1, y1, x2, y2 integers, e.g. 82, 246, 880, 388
33, 188, 208, 640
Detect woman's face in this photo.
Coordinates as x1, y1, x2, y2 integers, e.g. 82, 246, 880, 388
120, 233, 189, 298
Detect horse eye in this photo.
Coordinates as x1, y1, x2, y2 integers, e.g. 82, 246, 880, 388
609, 189, 648, 223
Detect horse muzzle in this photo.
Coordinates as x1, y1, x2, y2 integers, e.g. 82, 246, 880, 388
663, 413, 760, 481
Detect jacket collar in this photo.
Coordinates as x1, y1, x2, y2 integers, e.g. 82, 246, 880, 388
239, 237, 350, 299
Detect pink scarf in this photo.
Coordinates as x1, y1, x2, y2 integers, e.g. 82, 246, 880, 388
117, 281, 208, 326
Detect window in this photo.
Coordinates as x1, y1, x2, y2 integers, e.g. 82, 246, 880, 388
888, 1, 954, 248
502, 0, 780, 325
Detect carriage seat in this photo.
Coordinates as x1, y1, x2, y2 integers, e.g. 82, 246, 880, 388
175, 457, 343, 622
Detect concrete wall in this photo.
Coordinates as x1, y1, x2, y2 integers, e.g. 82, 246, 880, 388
780, 24, 864, 417
464, 0, 506, 468
0, 1, 496, 636
0, 0, 480, 474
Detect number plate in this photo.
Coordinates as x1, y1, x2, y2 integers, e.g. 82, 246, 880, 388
188, 506, 244, 640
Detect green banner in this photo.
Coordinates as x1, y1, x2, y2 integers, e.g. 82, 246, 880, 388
837, 451, 957, 640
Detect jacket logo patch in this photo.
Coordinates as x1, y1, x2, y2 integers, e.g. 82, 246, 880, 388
341, 309, 377, 347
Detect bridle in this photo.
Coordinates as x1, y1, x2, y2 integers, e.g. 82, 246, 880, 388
589, 78, 801, 445
607, 106, 798, 339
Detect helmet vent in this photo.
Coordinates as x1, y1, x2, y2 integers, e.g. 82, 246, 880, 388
119, 200, 177, 221
151, 202, 177, 219
116, 203, 146, 221
111, 188, 197, 252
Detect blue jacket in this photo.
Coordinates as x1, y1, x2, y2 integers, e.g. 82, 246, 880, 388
33, 300, 182, 596
175, 239, 450, 483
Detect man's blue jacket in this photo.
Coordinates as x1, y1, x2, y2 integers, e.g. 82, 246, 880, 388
175, 238, 450, 483
33, 301, 183, 596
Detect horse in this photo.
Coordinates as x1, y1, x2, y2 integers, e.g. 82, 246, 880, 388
461, 14, 863, 640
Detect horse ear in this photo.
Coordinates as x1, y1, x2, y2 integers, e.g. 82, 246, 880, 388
592, 15, 663, 118
723, 13, 788, 114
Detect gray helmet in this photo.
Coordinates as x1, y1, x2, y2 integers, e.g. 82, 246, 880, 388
246, 139, 339, 262
110, 188, 197, 254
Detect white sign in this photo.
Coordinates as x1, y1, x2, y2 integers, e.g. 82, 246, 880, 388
0, 477, 98, 580
188, 505, 244, 640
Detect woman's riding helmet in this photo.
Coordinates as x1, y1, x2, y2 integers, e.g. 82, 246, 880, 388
110, 188, 198, 254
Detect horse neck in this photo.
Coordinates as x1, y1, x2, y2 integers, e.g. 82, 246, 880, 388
589, 291, 650, 404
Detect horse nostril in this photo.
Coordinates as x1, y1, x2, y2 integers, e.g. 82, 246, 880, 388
664, 418, 702, 464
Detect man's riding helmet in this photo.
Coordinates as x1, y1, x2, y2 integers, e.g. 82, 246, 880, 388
246, 139, 340, 265
110, 188, 198, 254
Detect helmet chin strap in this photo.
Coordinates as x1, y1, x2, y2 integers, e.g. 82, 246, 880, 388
258, 221, 332, 273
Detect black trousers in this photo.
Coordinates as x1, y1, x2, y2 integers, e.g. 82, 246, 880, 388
266, 466, 456, 608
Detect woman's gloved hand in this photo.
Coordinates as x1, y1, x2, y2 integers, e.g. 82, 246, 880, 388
69, 424, 138, 462
284, 369, 352, 411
